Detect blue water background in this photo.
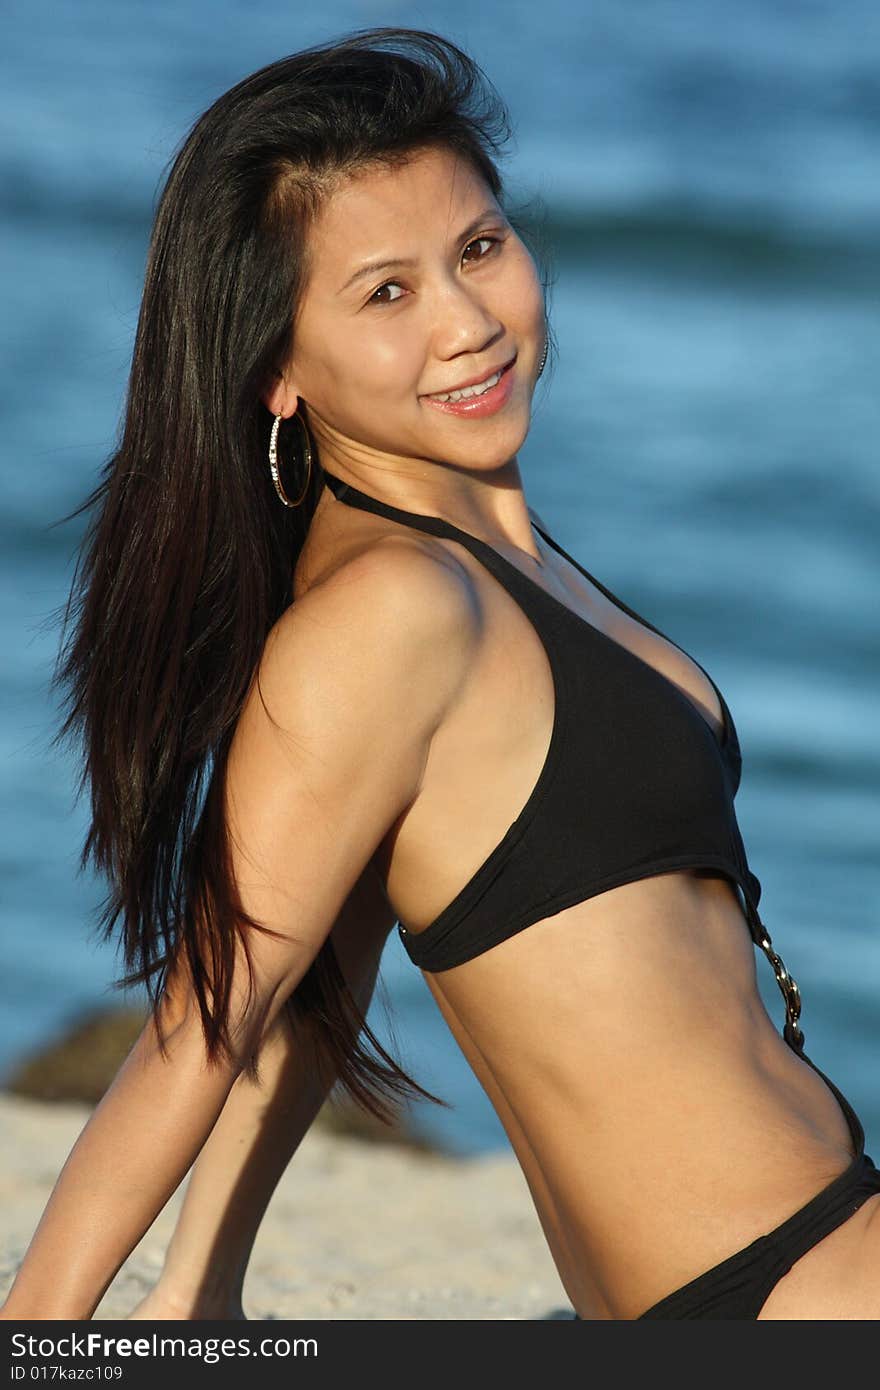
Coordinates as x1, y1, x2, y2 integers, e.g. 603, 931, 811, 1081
1, 1, 878, 1156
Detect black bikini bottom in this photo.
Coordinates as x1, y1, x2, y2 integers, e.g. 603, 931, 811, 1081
576, 1047, 880, 1320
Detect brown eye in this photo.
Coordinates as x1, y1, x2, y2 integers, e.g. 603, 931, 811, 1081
462, 235, 500, 262
368, 281, 406, 306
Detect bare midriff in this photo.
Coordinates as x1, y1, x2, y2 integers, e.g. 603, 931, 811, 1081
416, 870, 857, 1320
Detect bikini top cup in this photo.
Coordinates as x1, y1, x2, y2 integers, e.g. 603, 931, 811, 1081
319, 468, 804, 1048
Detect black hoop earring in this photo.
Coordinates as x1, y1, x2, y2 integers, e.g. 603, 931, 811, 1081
268, 410, 312, 508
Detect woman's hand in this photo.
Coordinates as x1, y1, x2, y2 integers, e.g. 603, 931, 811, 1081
126, 1289, 247, 1320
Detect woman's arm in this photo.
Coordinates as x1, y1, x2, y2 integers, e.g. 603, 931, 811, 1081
127, 870, 396, 1320
0, 976, 267, 1320
0, 541, 478, 1320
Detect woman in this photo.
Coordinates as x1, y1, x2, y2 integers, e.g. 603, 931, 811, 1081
3, 26, 878, 1322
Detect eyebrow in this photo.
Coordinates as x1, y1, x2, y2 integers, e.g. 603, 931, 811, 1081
337, 209, 504, 295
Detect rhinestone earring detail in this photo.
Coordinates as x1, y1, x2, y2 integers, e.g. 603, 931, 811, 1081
537, 336, 548, 379
269, 409, 313, 508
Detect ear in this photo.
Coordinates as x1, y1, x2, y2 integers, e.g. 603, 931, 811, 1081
261, 368, 300, 419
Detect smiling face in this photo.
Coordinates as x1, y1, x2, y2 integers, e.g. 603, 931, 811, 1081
271, 144, 547, 479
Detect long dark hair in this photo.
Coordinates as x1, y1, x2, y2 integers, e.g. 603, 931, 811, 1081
51, 26, 556, 1126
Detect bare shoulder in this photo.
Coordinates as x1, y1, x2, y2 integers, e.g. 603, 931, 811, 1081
247, 530, 481, 778
264, 532, 482, 734
294, 529, 480, 628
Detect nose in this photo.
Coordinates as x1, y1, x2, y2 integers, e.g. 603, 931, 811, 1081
432, 273, 505, 360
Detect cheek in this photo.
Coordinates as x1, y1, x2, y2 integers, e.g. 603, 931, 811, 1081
338, 321, 420, 379
316, 339, 391, 404
502, 256, 545, 329
312, 339, 417, 437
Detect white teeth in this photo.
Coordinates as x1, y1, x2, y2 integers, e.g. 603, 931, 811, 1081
431, 369, 502, 403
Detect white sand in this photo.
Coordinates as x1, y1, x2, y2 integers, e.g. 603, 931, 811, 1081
0, 1094, 572, 1320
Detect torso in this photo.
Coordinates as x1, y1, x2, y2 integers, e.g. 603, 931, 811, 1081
297, 475, 856, 1319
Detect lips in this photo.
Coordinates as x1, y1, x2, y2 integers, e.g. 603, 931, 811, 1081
422, 356, 517, 417
425, 354, 517, 400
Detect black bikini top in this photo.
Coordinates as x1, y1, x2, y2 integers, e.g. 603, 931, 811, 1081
320, 467, 804, 1047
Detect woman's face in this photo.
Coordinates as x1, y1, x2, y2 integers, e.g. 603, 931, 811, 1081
280, 144, 546, 478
